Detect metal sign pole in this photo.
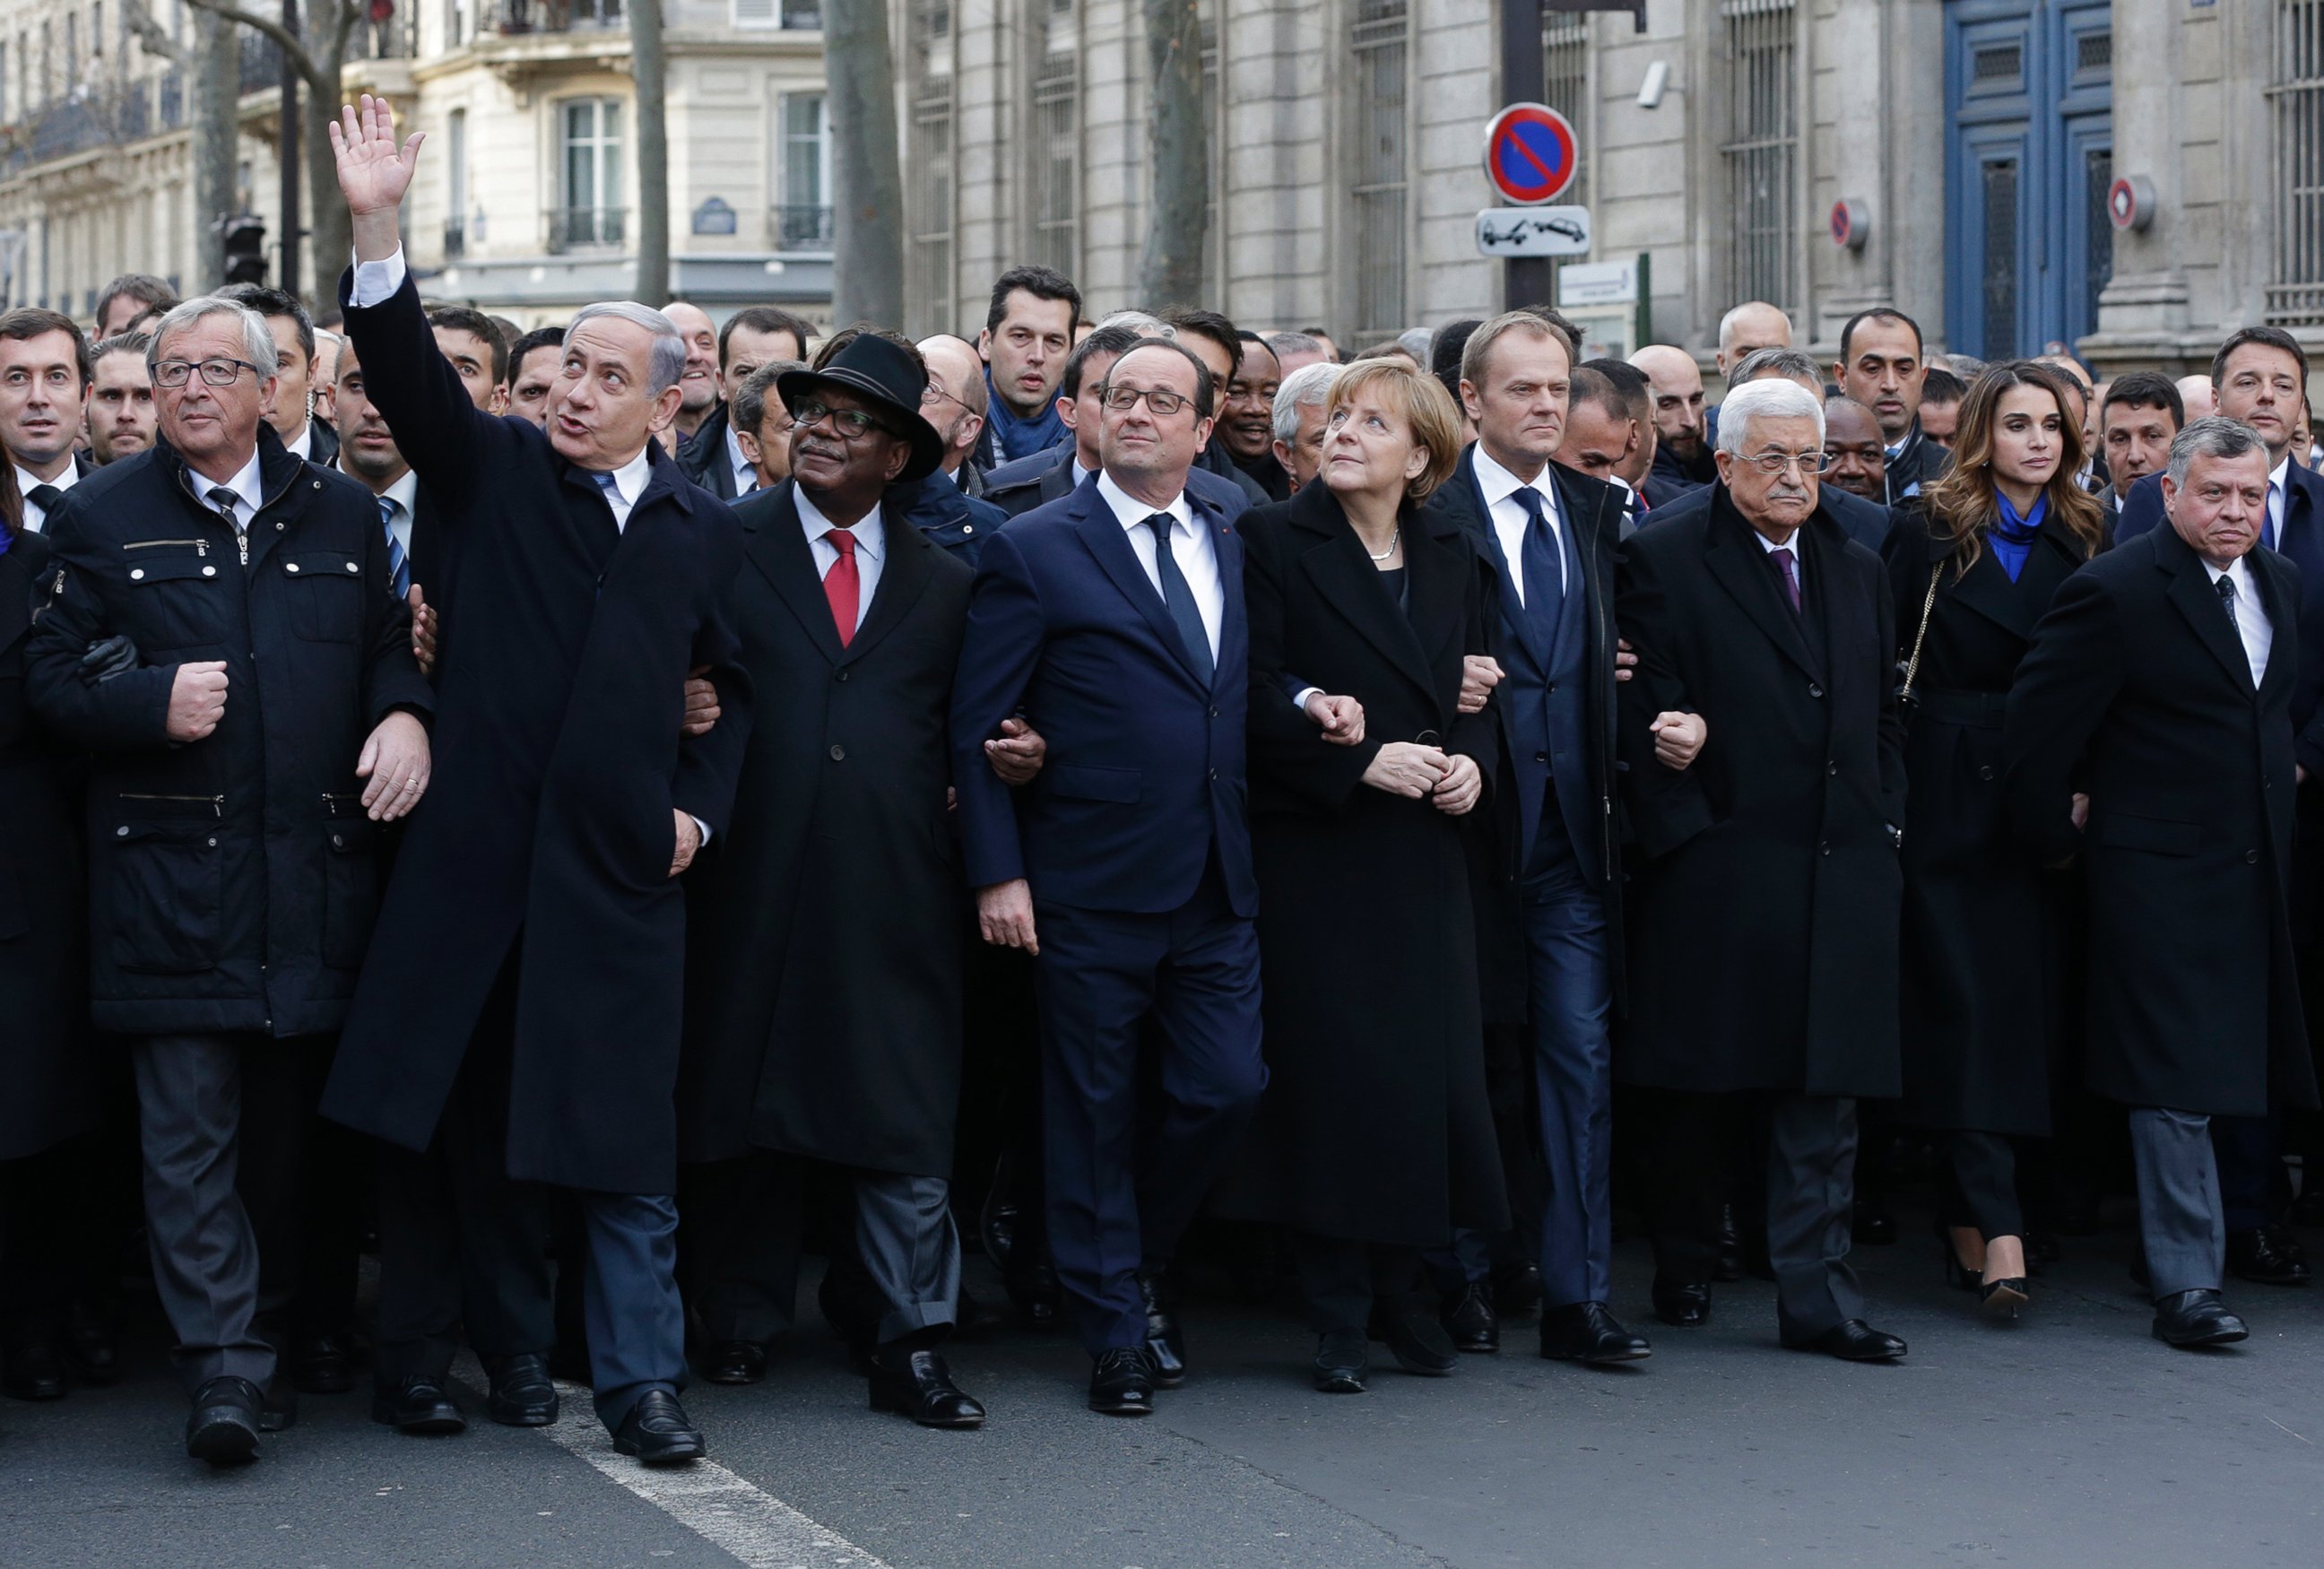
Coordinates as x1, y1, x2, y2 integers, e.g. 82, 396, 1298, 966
1501, 0, 1550, 310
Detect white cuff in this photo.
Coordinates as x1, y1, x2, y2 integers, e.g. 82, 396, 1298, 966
351, 247, 409, 308
690, 815, 712, 849
1292, 686, 1324, 715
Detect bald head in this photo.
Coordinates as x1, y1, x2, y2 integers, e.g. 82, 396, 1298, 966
662, 300, 720, 428
1629, 344, 1707, 463
916, 333, 989, 473
1716, 302, 1793, 380
2177, 374, 2216, 418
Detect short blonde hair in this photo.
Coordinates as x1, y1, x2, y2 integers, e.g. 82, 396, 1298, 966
1325, 360, 1463, 500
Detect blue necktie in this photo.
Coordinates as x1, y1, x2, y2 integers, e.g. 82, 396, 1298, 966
1144, 513, 1214, 685
378, 495, 411, 600
1513, 485, 1565, 650
2264, 480, 2282, 552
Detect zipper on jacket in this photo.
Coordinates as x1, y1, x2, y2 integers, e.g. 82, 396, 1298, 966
120, 793, 226, 817
124, 538, 209, 556
321, 792, 365, 818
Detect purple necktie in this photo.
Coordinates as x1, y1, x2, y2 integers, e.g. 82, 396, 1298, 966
1771, 545, 1801, 613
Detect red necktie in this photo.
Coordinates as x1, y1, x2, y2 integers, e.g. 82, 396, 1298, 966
823, 528, 859, 646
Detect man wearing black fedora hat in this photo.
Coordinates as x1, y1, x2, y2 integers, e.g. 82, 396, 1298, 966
675, 325, 986, 1428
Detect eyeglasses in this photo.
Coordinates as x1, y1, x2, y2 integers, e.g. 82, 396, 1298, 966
152, 358, 260, 389
1743, 449, 1832, 476
921, 382, 971, 414
1098, 384, 1194, 417
793, 400, 897, 440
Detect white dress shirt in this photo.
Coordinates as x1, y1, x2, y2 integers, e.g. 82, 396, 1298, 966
724, 422, 757, 497
1096, 469, 1223, 660
351, 247, 411, 308
188, 448, 266, 533
2206, 554, 2275, 689
588, 443, 656, 532
282, 420, 315, 462
797, 484, 886, 633
1472, 445, 1565, 607
346, 464, 421, 558
14, 459, 77, 533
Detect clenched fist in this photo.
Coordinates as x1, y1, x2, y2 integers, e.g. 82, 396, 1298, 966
167, 661, 230, 742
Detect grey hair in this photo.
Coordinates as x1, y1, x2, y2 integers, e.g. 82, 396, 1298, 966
568, 299, 688, 394
1266, 330, 1323, 360
2165, 415, 2270, 490
1714, 377, 1825, 456
1271, 361, 1342, 443
733, 359, 808, 438
1732, 347, 1825, 393
1396, 326, 1435, 361
146, 296, 276, 379
1096, 308, 1171, 337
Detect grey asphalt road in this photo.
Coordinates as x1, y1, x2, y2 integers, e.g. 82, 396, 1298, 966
5, 1212, 2322, 1569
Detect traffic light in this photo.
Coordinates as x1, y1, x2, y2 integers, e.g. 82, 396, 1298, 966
221, 215, 267, 286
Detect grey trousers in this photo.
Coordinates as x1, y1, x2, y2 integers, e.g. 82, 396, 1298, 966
130, 1034, 303, 1395
2129, 1106, 2225, 1298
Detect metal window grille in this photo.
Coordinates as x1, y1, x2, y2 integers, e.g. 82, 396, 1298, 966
1542, 15, 1586, 207
1720, 0, 1797, 314
906, 0, 956, 336
1349, 0, 1408, 340
1032, 45, 1080, 281
2269, 0, 2324, 325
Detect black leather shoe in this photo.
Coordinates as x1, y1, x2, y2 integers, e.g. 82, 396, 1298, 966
2, 1339, 68, 1401
186, 1376, 264, 1464
486, 1352, 560, 1426
1851, 1199, 1897, 1246
371, 1374, 466, 1435
1787, 1319, 1907, 1362
699, 1339, 767, 1386
2228, 1227, 2311, 1287
1439, 1281, 1499, 1353
290, 1332, 356, 1395
1713, 1205, 1744, 1283
1373, 1308, 1459, 1375
1136, 1272, 1188, 1387
2152, 1288, 2250, 1348
1493, 1261, 1545, 1318
1312, 1330, 1369, 1393
868, 1348, 985, 1428
1088, 1348, 1154, 1416
1539, 1301, 1652, 1363
614, 1389, 706, 1464
63, 1311, 118, 1385
1652, 1277, 1711, 1328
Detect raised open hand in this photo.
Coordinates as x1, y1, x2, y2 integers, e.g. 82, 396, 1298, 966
329, 93, 423, 217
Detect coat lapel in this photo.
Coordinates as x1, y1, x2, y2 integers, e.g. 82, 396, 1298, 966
740, 482, 848, 664
1075, 487, 1210, 690
1292, 490, 1438, 709
1208, 493, 1244, 695
841, 498, 935, 665
1704, 490, 1822, 680
2158, 530, 2260, 693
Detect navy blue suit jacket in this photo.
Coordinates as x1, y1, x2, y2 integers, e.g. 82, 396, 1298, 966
2115, 462, 2324, 776
950, 472, 1255, 917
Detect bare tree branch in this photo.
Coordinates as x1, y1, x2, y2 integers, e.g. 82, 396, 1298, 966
180, 0, 325, 88
124, 0, 187, 65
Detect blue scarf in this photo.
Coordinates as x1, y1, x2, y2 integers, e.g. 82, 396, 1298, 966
982, 368, 1067, 463
1990, 489, 2045, 583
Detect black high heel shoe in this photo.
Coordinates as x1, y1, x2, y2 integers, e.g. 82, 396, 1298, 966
1938, 1228, 1983, 1294
1980, 1276, 2029, 1318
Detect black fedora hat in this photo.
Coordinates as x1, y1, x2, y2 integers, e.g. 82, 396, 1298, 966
776, 334, 947, 483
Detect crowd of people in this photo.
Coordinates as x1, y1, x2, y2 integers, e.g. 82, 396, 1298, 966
4, 96, 2324, 1471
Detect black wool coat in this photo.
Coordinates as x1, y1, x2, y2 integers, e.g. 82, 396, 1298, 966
1210, 484, 1508, 1246
2004, 524, 2318, 1118
0, 533, 100, 1158
321, 270, 753, 1196
25, 429, 429, 1037
677, 482, 973, 1175
1615, 487, 1906, 1098
1881, 503, 2091, 1135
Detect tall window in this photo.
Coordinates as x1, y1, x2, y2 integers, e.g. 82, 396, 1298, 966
557, 97, 623, 251
1348, 0, 1409, 339
1542, 15, 1586, 207
777, 91, 830, 248
446, 108, 467, 256
2270, 0, 2324, 325
1029, 3, 1079, 280
1720, 0, 1797, 312
905, 0, 956, 335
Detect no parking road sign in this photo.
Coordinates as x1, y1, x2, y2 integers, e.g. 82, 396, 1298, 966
1482, 103, 1580, 206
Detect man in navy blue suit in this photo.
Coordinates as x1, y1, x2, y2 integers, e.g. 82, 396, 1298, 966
950, 338, 1266, 1417
2114, 326, 2324, 1279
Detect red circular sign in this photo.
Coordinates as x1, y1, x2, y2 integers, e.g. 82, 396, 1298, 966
1829, 202, 1853, 246
2108, 177, 2138, 230
1482, 104, 1580, 206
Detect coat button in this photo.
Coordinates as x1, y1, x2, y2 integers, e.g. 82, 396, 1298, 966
1978, 765, 1996, 781
129, 568, 144, 581
1209, 767, 1218, 781
286, 561, 300, 573
2247, 849, 2261, 863
828, 743, 845, 761
202, 565, 217, 577
1819, 840, 1831, 855
835, 669, 849, 682
115, 825, 128, 837
1808, 683, 1825, 698
1536, 750, 1550, 764
963, 524, 975, 535
1826, 760, 1837, 776
331, 833, 344, 848
345, 561, 360, 573
1209, 706, 1219, 719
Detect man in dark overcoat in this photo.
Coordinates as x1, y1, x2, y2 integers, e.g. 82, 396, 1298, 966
2007, 416, 2320, 1349
317, 98, 750, 1463
677, 330, 982, 1427
1615, 377, 1910, 1362
25, 293, 431, 1462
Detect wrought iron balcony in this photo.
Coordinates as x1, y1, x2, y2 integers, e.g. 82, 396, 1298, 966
495, 0, 623, 33
546, 206, 626, 252
771, 204, 833, 250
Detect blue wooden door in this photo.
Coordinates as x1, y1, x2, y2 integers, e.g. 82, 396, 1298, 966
1944, 0, 2114, 359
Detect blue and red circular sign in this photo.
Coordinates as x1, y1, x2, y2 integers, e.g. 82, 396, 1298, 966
1482, 103, 1579, 206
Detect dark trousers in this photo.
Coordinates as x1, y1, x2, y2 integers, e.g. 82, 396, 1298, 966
241, 1042, 365, 1346
1521, 853, 1615, 1308
1941, 1130, 2025, 1241
130, 1033, 326, 1395
1290, 1232, 1423, 1336
2209, 1114, 2288, 1233
1648, 1089, 1864, 1339
1034, 857, 1267, 1357
2130, 1106, 2224, 1298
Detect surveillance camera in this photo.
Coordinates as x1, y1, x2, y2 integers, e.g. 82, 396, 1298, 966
1638, 61, 1669, 110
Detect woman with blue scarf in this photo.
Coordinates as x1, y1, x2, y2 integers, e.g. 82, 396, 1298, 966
1879, 361, 2106, 1320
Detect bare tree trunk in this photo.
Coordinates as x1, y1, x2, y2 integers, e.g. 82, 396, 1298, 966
629, 0, 671, 305
189, 10, 239, 290
302, 2, 360, 292
279, 0, 301, 295
825, 0, 904, 328
1138, 0, 1207, 310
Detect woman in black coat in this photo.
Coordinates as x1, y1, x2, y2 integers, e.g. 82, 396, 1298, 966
1880, 361, 2105, 1316
1215, 360, 1506, 1392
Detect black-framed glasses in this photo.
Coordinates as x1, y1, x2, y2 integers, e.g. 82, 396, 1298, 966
793, 400, 897, 440
152, 358, 261, 389
1098, 383, 1193, 417
1743, 449, 1832, 476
